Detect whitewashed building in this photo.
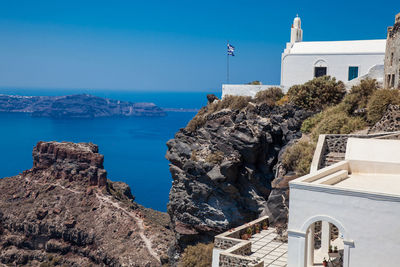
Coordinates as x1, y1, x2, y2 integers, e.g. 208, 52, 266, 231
281, 16, 386, 88
287, 137, 400, 266
222, 16, 386, 97
212, 136, 400, 267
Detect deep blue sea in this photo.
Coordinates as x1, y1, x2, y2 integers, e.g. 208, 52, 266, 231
0, 89, 219, 211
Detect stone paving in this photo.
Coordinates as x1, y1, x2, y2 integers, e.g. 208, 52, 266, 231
249, 228, 288, 267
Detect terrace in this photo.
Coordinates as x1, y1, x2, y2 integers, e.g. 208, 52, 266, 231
212, 216, 288, 267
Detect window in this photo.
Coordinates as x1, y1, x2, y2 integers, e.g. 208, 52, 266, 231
314, 67, 327, 78
391, 74, 395, 88
391, 53, 394, 66
348, 66, 359, 81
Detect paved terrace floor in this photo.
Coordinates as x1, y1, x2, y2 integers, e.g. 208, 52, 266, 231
249, 228, 288, 267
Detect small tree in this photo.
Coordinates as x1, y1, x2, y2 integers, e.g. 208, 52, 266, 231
287, 76, 346, 111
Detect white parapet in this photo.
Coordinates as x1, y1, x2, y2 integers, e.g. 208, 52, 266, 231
221, 84, 285, 99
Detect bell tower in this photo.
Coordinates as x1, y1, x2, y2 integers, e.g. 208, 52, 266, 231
290, 15, 303, 43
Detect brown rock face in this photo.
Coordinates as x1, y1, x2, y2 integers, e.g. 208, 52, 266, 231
0, 141, 174, 266
31, 141, 107, 187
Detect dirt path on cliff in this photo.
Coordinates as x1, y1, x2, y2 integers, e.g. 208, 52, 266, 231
24, 176, 160, 263
95, 192, 161, 263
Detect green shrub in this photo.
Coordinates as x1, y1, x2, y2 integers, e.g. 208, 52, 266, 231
247, 80, 262, 85
205, 151, 224, 164
282, 141, 316, 176
185, 95, 251, 132
287, 76, 346, 111
342, 78, 378, 114
178, 243, 213, 267
367, 89, 400, 124
301, 112, 324, 133
311, 106, 367, 138
186, 114, 207, 132
254, 87, 284, 105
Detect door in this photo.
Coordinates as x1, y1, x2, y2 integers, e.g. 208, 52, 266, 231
314, 67, 327, 78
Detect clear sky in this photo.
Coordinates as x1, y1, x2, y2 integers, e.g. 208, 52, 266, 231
0, 0, 397, 91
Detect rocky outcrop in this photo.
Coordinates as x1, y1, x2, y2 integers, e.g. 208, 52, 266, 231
0, 141, 174, 266
166, 102, 311, 249
0, 94, 166, 118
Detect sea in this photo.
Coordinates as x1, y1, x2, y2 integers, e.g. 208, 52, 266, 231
0, 89, 219, 212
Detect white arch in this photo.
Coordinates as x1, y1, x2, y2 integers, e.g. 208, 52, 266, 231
300, 214, 348, 240
314, 59, 328, 67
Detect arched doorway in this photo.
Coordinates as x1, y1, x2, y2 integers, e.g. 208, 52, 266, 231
305, 220, 344, 266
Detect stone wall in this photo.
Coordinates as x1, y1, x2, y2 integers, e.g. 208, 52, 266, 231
384, 12, 400, 89
314, 133, 398, 170
213, 216, 268, 267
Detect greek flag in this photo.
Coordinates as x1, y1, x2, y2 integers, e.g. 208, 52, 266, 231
227, 43, 235, 56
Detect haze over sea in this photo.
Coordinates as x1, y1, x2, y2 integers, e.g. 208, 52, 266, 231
0, 89, 217, 211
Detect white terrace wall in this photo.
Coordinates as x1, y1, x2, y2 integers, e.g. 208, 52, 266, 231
221, 84, 285, 98
287, 184, 400, 267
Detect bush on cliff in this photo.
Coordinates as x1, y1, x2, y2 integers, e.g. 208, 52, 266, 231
367, 89, 400, 124
342, 78, 378, 115
254, 87, 284, 105
282, 141, 316, 176
302, 105, 367, 139
178, 243, 213, 267
311, 107, 367, 138
287, 76, 346, 111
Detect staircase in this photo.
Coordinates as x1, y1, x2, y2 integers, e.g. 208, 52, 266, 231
322, 152, 345, 168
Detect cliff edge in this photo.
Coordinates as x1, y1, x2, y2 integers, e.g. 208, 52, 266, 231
0, 141, 173, 266
166, 97, 311, 249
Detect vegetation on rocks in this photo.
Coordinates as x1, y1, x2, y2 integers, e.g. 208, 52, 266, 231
287, 76, 346, 111
367, 89, 400, 124
301, 78, 381, 139
205, 150, 224, 164
178, 243, 213, 267
186, 87, 285, 132
342, 78, 378, 115
254, 87, 284, 105
282, 141, 316, 176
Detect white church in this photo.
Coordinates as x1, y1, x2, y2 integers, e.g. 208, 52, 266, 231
222, 16, 386, 97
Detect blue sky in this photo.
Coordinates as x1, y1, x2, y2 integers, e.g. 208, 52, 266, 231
0, 0, 397, 91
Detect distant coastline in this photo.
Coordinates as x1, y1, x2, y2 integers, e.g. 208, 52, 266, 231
0, 93, 166, 118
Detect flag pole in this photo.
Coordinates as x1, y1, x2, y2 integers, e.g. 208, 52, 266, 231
227, 40, 229, 84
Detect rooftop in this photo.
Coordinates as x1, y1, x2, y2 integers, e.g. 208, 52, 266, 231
292, 138, 400, 196
288, 39, 386, 54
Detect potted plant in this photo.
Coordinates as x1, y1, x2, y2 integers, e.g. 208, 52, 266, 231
241, 233, 249, 240
246, 227, 253, 238
322, 258, 328, 267
334, 246, 338, 253
329, 245, 333, 253
262, 221, 268, 230
255, 224, 260, 234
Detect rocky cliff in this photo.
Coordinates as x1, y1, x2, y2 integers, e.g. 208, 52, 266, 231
0, 94, 166, 118
166, 98, 311, 249
0, 141, 173, 266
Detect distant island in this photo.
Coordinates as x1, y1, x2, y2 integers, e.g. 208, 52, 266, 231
0, 94, 166, 118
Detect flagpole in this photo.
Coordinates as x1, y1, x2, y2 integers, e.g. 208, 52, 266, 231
227, 40, 229, 84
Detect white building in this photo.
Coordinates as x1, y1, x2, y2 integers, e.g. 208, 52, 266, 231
212, 136, 400, 267
222, 16, 386, 97
288, 137, 400, 267
281, 16, 386, 88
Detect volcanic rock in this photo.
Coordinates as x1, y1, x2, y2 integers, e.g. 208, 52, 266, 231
166, 100, 311, 249
0, 141, 174, 266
